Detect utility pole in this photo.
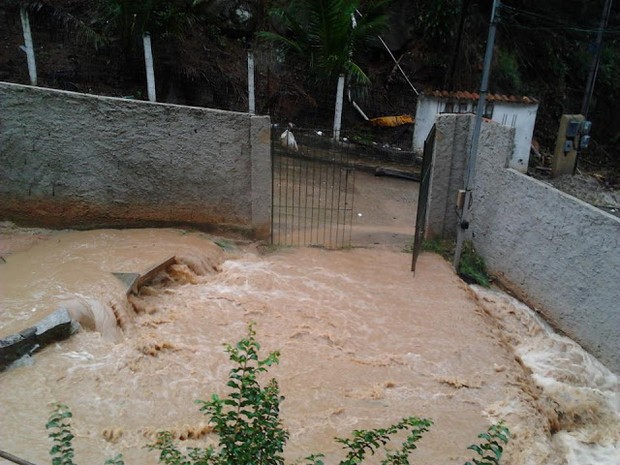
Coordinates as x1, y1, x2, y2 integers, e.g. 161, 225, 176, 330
581, 0, 613, 118
453, 0, 501, 270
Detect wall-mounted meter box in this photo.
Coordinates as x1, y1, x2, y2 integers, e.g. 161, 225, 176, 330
580, 135, 591, 150
566, 120, 580, 138
552, 114, 585, 177
580, 121, 592, 135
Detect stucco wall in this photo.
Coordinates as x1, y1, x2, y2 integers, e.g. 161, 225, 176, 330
429, 114, 620, 374
0, 82, 271, 237
426, 115, 477, 239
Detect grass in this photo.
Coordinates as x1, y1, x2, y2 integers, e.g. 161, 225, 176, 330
407, 238, 491, 288
457, 242, 491, 287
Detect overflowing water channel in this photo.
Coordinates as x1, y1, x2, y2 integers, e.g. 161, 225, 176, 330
0, 228, 618, 465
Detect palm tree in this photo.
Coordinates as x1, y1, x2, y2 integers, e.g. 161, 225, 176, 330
260, 0, 391, 139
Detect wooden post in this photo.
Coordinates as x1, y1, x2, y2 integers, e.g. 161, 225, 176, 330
19, 7, 37, 86
143, 33, 156, 102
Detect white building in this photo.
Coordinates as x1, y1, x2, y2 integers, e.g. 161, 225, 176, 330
413, 91, 539, 173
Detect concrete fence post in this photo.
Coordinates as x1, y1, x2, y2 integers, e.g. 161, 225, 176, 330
248, 50, 256, 115
333, 74, 345, 141
19, 7, 37, 86
143, 33, 156, 102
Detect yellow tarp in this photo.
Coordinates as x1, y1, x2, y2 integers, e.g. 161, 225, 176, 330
368, 114, 414, 127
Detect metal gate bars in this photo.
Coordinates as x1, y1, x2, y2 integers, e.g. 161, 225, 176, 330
411, 125, 435, 272
271, 133, 355, 249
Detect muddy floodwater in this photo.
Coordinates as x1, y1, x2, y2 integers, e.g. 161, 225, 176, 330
0, 228, 619, 465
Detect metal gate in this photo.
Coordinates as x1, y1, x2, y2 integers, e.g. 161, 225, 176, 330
271, 134, 355, 249
411, 125, 436, 272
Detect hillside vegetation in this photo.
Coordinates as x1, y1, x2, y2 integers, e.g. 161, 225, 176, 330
1, 0, 618, 180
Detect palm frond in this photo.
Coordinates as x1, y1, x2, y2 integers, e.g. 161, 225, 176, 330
257, 31, 305, 56
261, 0, 389, 84
344, 60, 371, 85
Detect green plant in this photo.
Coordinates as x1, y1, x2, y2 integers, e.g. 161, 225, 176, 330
333, 416, 433, 465
464, 422, 510, 465
46, 403, 76, 465
47, 403, 125, 465
402, 237, 453, 256
421, 238, 454, 259
105, 454, 126, 465
149, 323, 288, 465
259, 0, 391, 85
198, 324, 287, 465
458, 241, 490, 287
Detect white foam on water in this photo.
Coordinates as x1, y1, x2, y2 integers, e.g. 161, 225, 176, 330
471, 285, 620, 465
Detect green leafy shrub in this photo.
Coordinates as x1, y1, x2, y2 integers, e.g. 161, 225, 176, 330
465, 422, 510, 465
458, 241, 490, 287
46, 403, 77, 465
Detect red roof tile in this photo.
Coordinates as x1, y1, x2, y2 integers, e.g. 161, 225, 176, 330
427, 90, 537, 104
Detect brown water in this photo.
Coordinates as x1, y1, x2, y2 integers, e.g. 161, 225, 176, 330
470, 286, 620, 464
0, 229, 618, 465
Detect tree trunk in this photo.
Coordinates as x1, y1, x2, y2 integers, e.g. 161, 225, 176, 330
143, 33, 156, 102
19, 7, 37, 86
333, 74, 345, 141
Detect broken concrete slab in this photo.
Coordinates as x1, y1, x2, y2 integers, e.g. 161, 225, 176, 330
112, 272, 141, 295
0, 308, 78, 371
113, 256, 177, 296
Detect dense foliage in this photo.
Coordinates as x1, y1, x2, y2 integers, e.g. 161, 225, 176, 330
259, 0, 391, 85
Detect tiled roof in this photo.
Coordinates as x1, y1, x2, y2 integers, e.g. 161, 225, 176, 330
427, 90, 537, 104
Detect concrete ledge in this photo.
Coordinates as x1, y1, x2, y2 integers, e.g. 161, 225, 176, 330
0, 309, 78, 371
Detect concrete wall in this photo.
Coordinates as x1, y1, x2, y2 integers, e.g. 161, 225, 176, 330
0, 82, 271, 237
428, 114, 620, 374
413, 94, 537, 173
